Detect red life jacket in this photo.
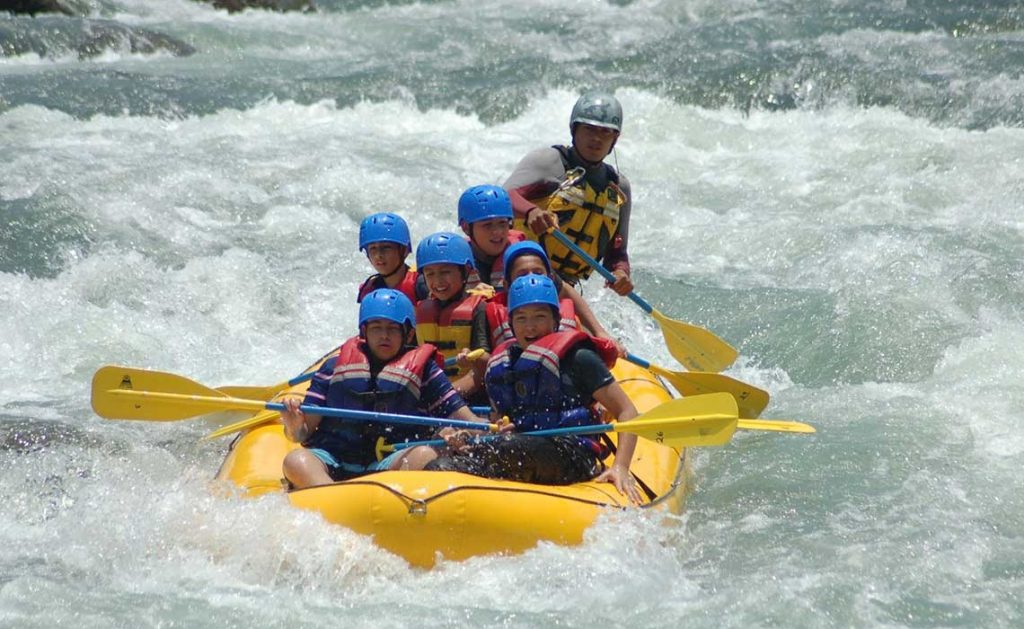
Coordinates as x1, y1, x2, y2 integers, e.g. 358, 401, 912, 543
466, 230, 527, 291
307, 336, 444, 466
484, 330, 618, 433
485, 290, 580, 348
357, 266, 419, 305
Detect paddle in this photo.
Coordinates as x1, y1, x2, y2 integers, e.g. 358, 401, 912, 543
201, 351, 490, 439
214, 350, 485, 401
205, 404, 493, 441
545, 228, 737, 373
624, 353, 769, 418
216, 372, 315, 402
91, 365, 495, 432
379, 393, 812, 455
215, 344, 342, 401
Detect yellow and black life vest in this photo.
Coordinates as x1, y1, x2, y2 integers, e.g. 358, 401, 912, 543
521, 148, 626, 281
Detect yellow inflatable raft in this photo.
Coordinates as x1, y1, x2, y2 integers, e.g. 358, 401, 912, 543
212, 357, 687, 568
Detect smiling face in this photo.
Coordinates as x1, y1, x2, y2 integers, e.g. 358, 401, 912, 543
422, 263, 465, 301
572, 123, 619, 163
365, 243, 406, 276
464, 218, 511, 258
363, 319, 406, 362
510, 304, 557, 349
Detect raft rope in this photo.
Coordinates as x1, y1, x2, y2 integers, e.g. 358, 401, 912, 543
288, 478, 632, 514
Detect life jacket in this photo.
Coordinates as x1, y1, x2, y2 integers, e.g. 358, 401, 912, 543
485, 291, 580, 348
415, 292, 487, 376
484, 330, 618, 434
466, 230, 527, 291
357, 266, 420, 305
523, 148, 626, 281
305, 336, 442, 467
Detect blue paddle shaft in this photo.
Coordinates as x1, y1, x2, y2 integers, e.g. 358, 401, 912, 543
624, 353, 651, 369
547, 229, 653, 314
266, 402, 491, 430
287, 371, 315, 387
391, 422, 615, 450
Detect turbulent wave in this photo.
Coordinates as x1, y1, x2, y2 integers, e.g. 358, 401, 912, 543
2, 0, 1023, 127
2, 1, 1024, 626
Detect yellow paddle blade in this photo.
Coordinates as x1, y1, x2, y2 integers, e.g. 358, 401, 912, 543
101, 389, 265, 420
737, 419, 816, 434
616, 392, 739, 448
648, 364, 769, 419
91, 366, 266, 421
91, 365, 230, 421
204, 409, 281, 440
651, 308, 738, 373
214, 383, 286, 401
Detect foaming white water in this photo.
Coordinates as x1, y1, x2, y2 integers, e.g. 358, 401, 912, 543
4, 90, 1023, 402
927, 309, 1024, 459
3, 87, 1024, 625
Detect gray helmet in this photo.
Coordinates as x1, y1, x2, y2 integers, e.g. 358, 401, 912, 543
569, 90, 623, 133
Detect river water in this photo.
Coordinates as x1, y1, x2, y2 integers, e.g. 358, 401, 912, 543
2, 1, 1023, 626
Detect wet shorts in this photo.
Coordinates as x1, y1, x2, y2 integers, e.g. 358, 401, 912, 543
308, 448, 405, 481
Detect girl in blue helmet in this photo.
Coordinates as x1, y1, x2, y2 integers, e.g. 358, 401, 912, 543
414, 231, 492, 405
425, 275, 643, 503
279, 289, 483, 489
356, 212, 427, 305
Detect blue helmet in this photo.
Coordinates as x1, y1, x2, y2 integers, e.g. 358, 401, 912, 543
358, 288, 415, 328
502, 240, 552, 286
457, 184, 513, 225
507, 274, 560, 316
359, 212, 412, 251
416, 232, 474, 269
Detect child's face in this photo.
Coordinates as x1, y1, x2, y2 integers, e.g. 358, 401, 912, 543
510, 305, 556, 349
508, 255, 549, 282
465, 218, 511, 258
365, 243, 406, 276
422, 264, 465, 301
363, 319, 406, 362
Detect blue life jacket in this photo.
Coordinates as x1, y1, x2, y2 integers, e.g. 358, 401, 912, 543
485, 330, 616, 433
304, 336, 441, 466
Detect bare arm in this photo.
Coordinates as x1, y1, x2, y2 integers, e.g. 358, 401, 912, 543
558, 282, 626, 356
591, 381, 642, 504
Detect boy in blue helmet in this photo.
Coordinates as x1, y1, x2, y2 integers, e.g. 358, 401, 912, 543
425, 275, 643, 503
485, 240, 627, 356
280, 288, 482, 489
414, 231, 491, 404
356, 212, 427, 304
457, 184, 528, 292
